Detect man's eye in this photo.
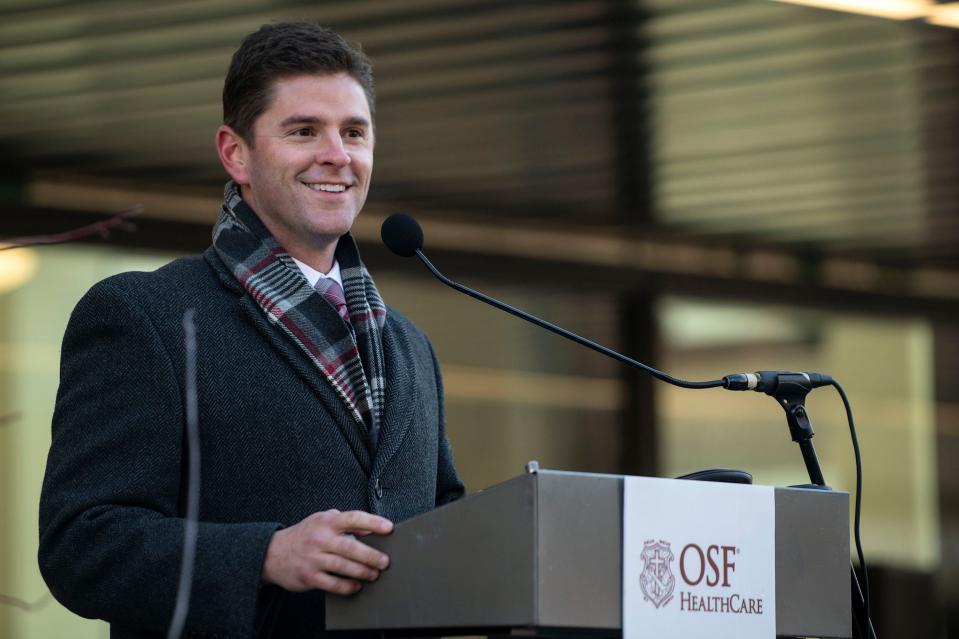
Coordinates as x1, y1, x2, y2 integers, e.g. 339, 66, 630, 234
345, 128, 365, 139
291, 128, 314, 137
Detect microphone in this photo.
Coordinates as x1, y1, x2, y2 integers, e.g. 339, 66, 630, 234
382, 213, 727, 390
381, 213, 423, 257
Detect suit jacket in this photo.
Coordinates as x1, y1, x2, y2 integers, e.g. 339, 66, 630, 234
38, 245, 465, 639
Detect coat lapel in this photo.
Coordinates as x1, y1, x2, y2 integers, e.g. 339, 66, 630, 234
204, 249, 373, 474
371, 316, 417, 477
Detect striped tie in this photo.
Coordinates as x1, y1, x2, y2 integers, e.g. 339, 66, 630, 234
315, 278, 349, 322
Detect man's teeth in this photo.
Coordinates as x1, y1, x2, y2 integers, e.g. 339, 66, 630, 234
306, 183, 347, 192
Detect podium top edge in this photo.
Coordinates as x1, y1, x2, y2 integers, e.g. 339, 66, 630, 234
535, 469, 624, 480
528, 468, 848, 495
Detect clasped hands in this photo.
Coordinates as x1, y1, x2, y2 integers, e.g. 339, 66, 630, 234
261, 509, 393, 595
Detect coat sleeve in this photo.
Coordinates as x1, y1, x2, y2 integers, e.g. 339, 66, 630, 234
38, 279, 281, 638
426, 338, 466, 506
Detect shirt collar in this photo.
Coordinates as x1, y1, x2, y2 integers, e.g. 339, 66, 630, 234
291, 257, 343, 289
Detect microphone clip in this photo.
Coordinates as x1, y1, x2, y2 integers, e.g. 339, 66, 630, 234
723, 370, 833, 445
725, 370, 830, 487
767, 372, 816, 445
767, 372, 829, 488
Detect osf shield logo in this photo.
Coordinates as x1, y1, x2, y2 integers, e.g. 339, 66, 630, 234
639, 539, 675, 608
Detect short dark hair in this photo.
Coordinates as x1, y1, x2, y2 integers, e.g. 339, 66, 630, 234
223, 22, 375, 145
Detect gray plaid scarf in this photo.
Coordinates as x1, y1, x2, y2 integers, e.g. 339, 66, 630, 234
212, 181, 387, 449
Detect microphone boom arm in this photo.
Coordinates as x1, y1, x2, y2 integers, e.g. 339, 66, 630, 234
414, 249, 725, 390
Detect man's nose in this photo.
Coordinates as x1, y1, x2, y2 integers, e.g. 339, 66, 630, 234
315, 132, 351, 166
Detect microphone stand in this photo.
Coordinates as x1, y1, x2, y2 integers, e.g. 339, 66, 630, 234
758, 374, 875, 639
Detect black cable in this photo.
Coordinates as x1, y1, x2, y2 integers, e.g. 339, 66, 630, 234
830, 379, 873, 637
167, 309, 200, 639
414, 249, 726, 390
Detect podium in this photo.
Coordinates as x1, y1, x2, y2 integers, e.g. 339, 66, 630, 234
327, 469, 850, 638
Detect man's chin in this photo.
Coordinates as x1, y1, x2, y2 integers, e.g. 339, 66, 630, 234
307, 218, 359, 242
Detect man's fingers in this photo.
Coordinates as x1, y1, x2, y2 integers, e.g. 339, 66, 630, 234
307, 571, 362, 596
332, 510, 393, 535
330, 534, 390, 570
318, 552, 380, 581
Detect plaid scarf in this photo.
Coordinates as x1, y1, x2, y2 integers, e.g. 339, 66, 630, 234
212, 181, 387, 448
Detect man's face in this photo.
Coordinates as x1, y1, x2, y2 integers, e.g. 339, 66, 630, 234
237, 73, 374, 257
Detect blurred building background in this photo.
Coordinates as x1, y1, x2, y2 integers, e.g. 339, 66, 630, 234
1, 0, 958, 637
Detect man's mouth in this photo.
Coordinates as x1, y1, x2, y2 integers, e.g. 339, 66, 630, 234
304, 183, 349, 193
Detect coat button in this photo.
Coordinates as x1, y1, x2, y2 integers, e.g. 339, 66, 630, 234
374, 478, 383, 499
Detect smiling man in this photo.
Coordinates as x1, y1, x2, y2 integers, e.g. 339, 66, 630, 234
39, 23, 464, 639
218, 72, 373, 272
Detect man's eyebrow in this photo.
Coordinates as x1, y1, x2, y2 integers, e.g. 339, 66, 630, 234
278, 115, 371, 128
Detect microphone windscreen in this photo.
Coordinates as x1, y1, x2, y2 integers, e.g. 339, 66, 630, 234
381, 213, 424, 257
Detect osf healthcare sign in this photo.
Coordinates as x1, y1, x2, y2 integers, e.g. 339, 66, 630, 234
623, 477, 776, 639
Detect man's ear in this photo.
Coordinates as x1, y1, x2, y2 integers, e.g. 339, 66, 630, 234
215, 125, 252, 185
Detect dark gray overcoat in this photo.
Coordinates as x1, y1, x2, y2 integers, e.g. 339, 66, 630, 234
38, 245, 465, 638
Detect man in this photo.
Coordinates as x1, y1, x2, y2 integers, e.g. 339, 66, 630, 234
38, 22, 464, 639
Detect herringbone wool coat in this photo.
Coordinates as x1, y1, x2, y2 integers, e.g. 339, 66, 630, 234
38, 245, 465, 639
